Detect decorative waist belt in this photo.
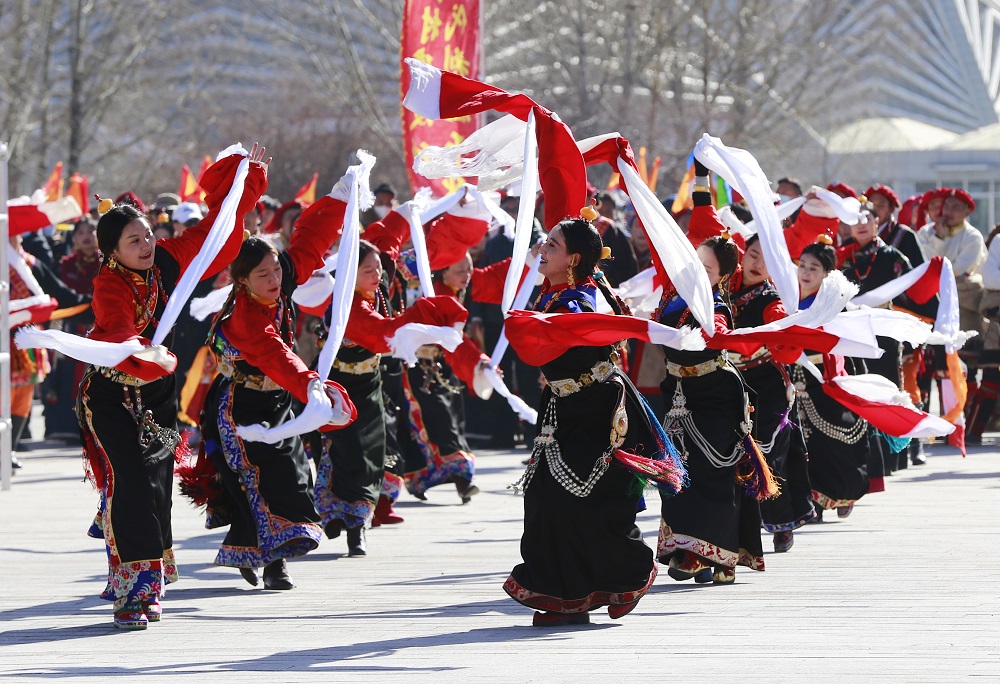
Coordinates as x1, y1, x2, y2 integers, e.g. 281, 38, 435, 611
96, 366, 152, 387
332, 354, 381, 375
666, 353, 729, 378
415, 345, 444, 361
216, 357, 282, 392
732, 347, 773, 371
546, 360, 617, 397
806, 353, 824, 365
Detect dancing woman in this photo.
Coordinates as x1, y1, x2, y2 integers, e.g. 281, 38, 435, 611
312, 239, 469, 555
195, 186, 356, 590
729, 234, 816, 552
78, 145, 268, 629
503, 215, 684, 626
794, 238, 871, 520
656, 234, 771, 585
840, 200, 912, 478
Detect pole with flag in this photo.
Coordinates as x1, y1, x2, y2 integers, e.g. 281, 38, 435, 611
293, 173, 319, 207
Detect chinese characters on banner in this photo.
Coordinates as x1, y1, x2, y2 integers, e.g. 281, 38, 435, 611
400, 0, 481, 196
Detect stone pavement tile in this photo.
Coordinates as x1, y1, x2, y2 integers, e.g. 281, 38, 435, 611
1, 435, 998, 683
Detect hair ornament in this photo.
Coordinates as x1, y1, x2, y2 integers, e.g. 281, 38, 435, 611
95, 194, 113, 215
720, 230, 732, 241
600, 246, 612, 260
580, 199, 599, 222
816, 233, 833, 245
858, 194, 868, 204
156, 211, 170, 224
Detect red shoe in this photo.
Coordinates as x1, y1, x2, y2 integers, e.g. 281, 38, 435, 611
142, 596, 162, 622
114, 601, 148, 630
372, 495, 404, 526
607, 600, 639, 620
531, 611, 590, 627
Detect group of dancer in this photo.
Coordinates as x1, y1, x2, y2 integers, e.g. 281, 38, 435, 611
11, 63, 967, 631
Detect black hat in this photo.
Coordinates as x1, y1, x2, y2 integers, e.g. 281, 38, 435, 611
373, 183, 396, 197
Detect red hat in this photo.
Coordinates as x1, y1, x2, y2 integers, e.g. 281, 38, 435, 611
864, 184, 900, 208
826, 182, 858, 199
897, 195, 920, 227
264, 199, 304, 234
114, 191, 146, 213
940, 187, 976, 212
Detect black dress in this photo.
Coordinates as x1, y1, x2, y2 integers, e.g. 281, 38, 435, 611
504, 283, 662, 614
655, 290, 765, 572
842, 237, 911, 481
729, 279, 816, 532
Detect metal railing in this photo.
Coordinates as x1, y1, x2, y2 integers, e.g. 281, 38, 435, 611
1, 141, 12, 490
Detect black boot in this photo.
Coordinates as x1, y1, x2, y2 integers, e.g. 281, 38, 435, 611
347, 525, 367, 557
10, 415, 28, 455
262, 559, 293, 590
910, 439, 927, 466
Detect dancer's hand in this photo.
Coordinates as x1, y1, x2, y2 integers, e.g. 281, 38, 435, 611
247, 142, 271, 171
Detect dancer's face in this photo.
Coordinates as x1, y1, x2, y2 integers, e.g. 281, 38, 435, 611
356, 251, 383, 294
797, 253, 828, 297
538, 226, 577, 285
112, 219, 156, 271
741, 241, 768, 287
241, 251, 282, 301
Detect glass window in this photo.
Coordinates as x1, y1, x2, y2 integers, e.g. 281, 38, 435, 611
915, 181, 938, 193
969, 181, 991, 193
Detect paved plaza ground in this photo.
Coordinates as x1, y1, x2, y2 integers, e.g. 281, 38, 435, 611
1, 411, 998, 683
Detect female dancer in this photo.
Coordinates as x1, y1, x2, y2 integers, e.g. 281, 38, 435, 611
840, 201, 912, 479
312, 239, 468, 555
194, 186, 357, 589
656, 234, 769, 585
795, 238, 871, 520
729, 234, 816, 552
503, 216, 683, 626
79, 145, 267, 629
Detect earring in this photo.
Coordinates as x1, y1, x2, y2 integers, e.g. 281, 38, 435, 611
107, 255, 118, 270
566, 264, 576, 288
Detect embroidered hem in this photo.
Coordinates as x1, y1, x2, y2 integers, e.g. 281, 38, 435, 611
812, 490, 860, 510
762, 506, 818, 533
656, 519, 764, 571
313, 444, 377, 529
215, 537, 319, 569
380, 472, 403, 501
502, 566, 657, 614
404, 450, 475, 497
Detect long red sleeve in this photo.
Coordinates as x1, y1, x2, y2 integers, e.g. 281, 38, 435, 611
761, 300, 801, 363
468, 257, 531, 305
88, 272, 175, 380
362, 210, 410, 262
445, 336, 488, 386
287, 195, 346, 285
158, 153, 268, 280
426, 213, 490, 270
222, 294, 317, 403
343, 293, 469, 354
784, 211, 838, 260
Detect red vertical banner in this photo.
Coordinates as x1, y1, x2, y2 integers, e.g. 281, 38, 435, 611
400, 0, 481, 196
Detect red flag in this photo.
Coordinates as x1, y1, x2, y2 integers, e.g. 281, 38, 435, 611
178, 164, 200, 202
196, 156, 212, 202
400, 0, 481, 196
293, 172, 319, 207
43, 162, 64, 201
65, 173, 90, 218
